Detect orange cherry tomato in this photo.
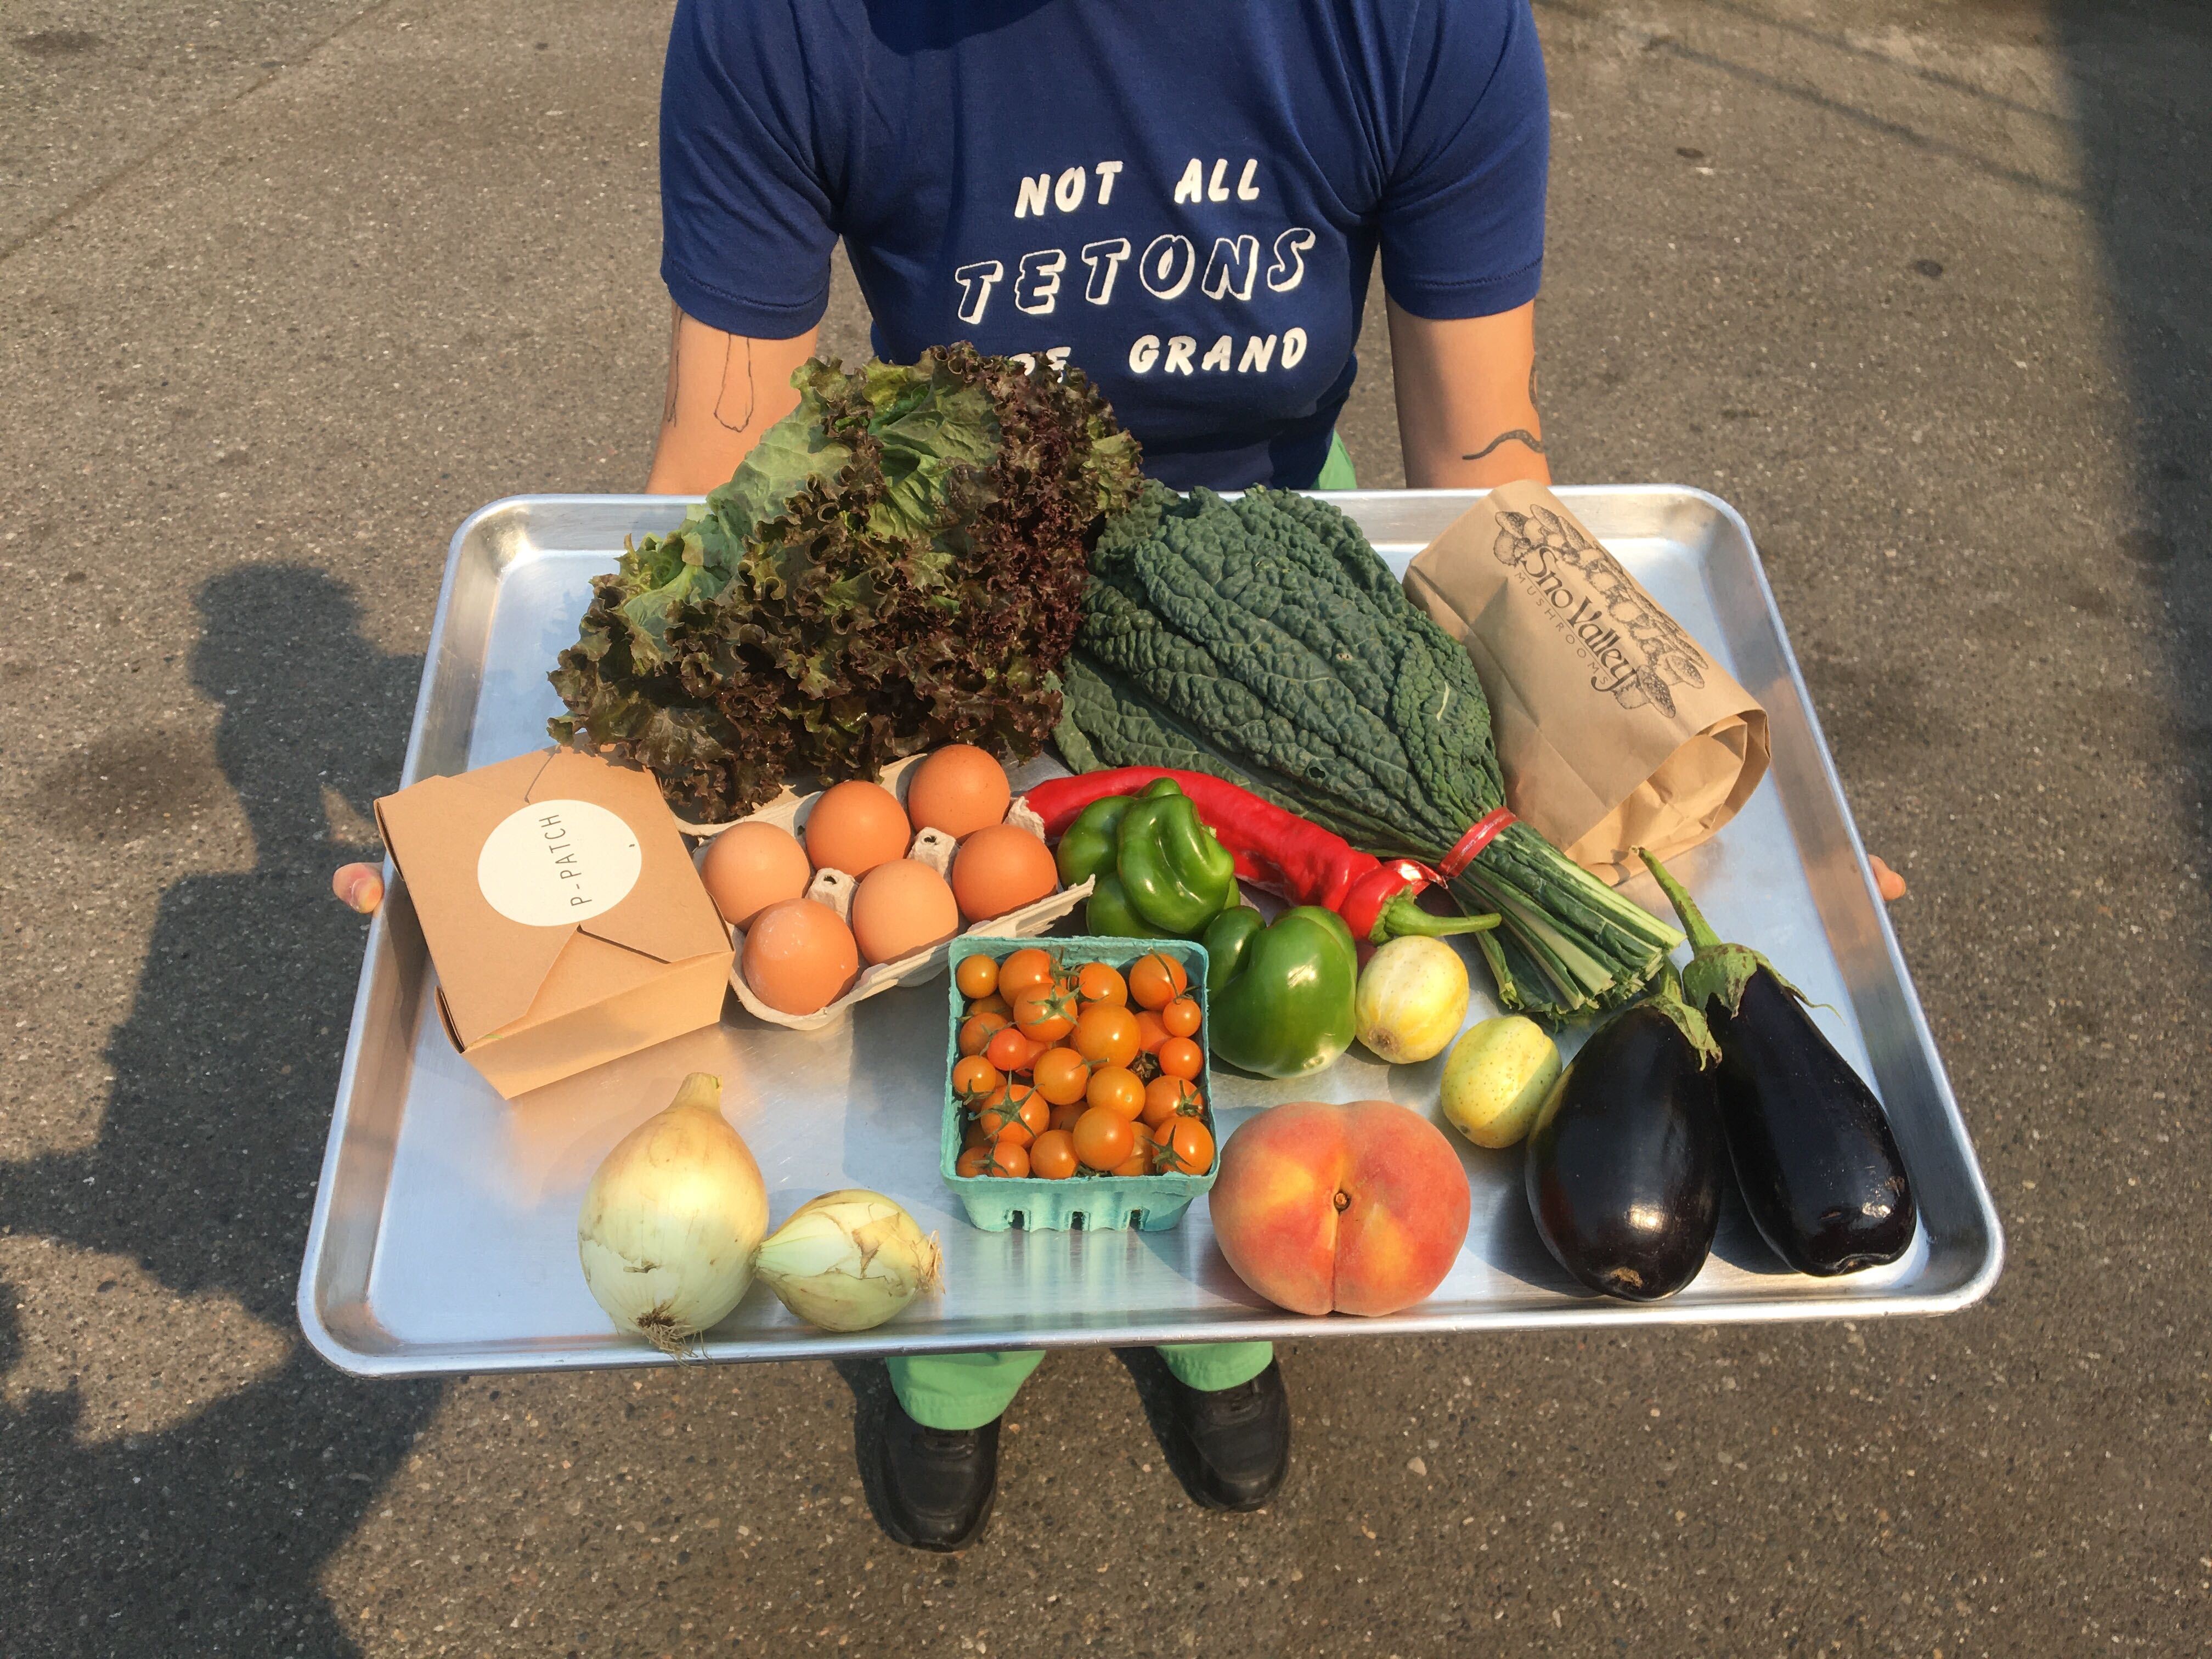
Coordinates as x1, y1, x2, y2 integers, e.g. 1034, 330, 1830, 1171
1128, 951, 1188, 1011
1141, 1074, 1204, 1128
1153, 1115, 1215, 1175
958, 1010, 1011, 1057
985, 1026, 1045, 1075
986, 1138, 1030, 1178
1073, 1003, 1142, 1070
951, 1055, 1003, 1107
1047, 1098, 1086, 1135
1032, 1046, 1093, 1107
996, 947, 1059, 1003
1160, 996, 1202, 1039
970, 991, 1012, 1018
956, 1145, 991, 1178
1158, 1037, 1204, 1081
1013, 983, 1080, 1043
1076, 962, 1127, 1007
962, 1114, 989, 1149
955, 954, 1000, 1000
977, 1083, 1041, 1146
1028, 1128, 1079, 1180
1110, 1149, 1153, 1176
984, 1075, 1041, 1109
1086, 1064, 1146, 1121
1071, 1106, 1136, 1171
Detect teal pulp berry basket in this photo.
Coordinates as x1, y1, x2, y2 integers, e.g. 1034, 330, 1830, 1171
940, 934, 1216, 1233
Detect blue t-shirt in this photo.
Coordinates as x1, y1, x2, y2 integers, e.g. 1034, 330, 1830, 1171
660, 0, 1548, 491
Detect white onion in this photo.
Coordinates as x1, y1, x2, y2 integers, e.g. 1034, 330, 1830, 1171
753, 1189, 944, 1333
577, 1072, 769, 1354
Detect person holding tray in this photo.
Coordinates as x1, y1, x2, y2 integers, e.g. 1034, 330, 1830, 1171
334, 0, 1900, 1552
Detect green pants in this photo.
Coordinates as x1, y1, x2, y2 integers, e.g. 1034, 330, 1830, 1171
1315, 430, 1358, 489
889, 1342, 1276, 1431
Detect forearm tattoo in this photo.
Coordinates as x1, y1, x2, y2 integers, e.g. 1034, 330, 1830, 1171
1457, 358, 1544, 462
1462, 428, 1545, 462
661, 306, 682, 427
713, 335, 757, 435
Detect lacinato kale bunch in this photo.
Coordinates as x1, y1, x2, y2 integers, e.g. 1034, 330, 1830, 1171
1056, 483, 1682, 1018
549, 347, 1143, 821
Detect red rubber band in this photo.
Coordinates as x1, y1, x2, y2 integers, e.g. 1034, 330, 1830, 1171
1440, 808, 1517, 879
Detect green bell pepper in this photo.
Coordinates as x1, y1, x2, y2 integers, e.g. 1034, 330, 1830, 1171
1063, 795, 1170, 936
1116, 779, 1237, 936
1056, 795, 1131, 888
1084, 871, 1172, 939
1063, 780, 1237, 940
1201, 904, 1359, 1078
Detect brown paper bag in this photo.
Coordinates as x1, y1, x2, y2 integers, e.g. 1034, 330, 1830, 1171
1404, 481, 1770, 886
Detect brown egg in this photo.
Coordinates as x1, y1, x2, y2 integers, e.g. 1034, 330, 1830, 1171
950, 823, 1059, 923
905, 744, 1012, 839
802, 780, 910, 876
850, 858, 961, 964
698, 821, 812, 929
741, 898, 861, 1015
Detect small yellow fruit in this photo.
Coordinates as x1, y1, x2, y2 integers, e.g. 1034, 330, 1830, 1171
1439, 1016, 1562, 1148
1353, 936, 1470, 1064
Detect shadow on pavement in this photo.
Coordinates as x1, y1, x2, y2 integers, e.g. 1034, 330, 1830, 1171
0, 568, 441, 1656
2052, 1, 2211, 714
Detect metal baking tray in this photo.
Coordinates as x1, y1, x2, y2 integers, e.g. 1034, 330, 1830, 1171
298, 489, 2002, 1378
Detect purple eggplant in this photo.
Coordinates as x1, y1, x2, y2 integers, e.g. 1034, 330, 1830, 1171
1640, 851, 1916, 1276
1524, 969, 1725, 1301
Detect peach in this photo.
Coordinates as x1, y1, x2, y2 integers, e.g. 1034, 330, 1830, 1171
1209, 1099, 1470, 1316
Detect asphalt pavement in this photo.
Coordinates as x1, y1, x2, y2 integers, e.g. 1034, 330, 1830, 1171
3, 0, 2208, 1653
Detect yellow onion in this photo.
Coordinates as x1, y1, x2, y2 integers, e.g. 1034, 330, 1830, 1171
753, 1189, 944, 1333
578, 1072, 769, 1354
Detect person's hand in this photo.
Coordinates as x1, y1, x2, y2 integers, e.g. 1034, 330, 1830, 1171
332, 862, 385, 915
1868, 855, 1906, 902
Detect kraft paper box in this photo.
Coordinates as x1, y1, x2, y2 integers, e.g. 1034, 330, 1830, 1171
1404, 482, 1770, 887
374, 748, 733, 1099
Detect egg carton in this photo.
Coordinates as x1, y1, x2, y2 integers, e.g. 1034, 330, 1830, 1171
687, 751, 1093, 1032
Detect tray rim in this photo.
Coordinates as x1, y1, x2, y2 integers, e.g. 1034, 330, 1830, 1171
296, 486, 2003, 1378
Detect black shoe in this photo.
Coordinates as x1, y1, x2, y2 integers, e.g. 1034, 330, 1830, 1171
1161, 1359, 1290, 1511
872, 1389, 999, 1551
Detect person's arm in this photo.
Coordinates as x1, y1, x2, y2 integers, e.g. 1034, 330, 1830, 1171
645, 304, 820, 495
1387, 298, 1549, 490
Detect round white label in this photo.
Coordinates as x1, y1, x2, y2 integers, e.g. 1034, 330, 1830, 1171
476, 798, 643, 928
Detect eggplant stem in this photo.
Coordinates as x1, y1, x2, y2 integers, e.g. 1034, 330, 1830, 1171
1637, 849, 1723, 953
1646, 962, 1723, 1067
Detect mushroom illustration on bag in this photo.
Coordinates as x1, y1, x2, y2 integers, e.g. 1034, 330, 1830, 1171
1488, 501, 1708, 719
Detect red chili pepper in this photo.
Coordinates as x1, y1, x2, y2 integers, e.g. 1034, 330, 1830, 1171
1025, 766, 1376, 909
1023, 768, 1500, 944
